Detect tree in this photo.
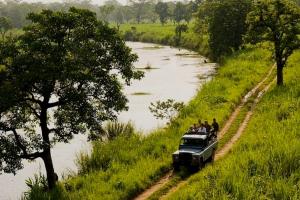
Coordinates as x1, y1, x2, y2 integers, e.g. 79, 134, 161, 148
190, 0, 203, 13
130, 0, 150, 23
174, 24, 188, 46
173, 2, 186, 23
113, 6, 125, 29
122, 5, 134, 23
196, 0, 251, 60
184, 2, 194, 23
99, 4, 115, 22
106, 0, 124, 26
247, 0, 300, 85
143, 2, 158, 23
0, 8, 143, 190
0, 16, 12, 40
149, 99, 184, 122
155, 2, 169, 25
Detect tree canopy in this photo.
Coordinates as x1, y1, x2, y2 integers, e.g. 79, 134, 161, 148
155, 2, 169, 25
196, 0, 251, 60
173, 2, 187, 23
0, 16, 11, 40
0, 7, 143, 189
99, 4, 115, 22
247, 0, 300, 85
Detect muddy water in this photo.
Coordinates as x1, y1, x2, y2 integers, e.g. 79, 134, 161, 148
0, 42, 216, 200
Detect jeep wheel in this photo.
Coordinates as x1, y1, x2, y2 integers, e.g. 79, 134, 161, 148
199, 158, 204, 169
208, 149, 216, 163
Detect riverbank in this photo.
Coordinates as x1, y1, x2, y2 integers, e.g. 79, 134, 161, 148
166, 50, 300, 199
26, 43, 273, 199
119, 23, 210, 58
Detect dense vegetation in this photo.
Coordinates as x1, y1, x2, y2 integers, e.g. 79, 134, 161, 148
167, 50, 300, 200
0, 0, 196, 28
25, 46, 273, 199
195, 0, 252, 60
120, 23, 210, 57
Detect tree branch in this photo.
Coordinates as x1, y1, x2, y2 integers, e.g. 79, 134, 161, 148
25, 103, 40, 119
24, 96, 42, 106
20, 152, 44, 160
11, 129, 44, 160
47, 100, 62, 108
12, 129, 27, 154
49, 128, 58, 134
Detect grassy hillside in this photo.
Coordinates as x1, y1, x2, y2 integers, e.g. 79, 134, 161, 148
119, 23, 210, 58
167, 51, 300, 200
26, 45, 273, 199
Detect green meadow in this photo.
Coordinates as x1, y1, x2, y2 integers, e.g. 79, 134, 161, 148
167, 51, 300, 200
26, 44, 273, 199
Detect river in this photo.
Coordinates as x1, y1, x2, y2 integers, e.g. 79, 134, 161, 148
0, 42, 216, 200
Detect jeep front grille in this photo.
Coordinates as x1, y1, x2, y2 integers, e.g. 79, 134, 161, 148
179, 153, 192, 164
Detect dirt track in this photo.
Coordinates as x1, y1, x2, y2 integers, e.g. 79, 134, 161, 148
133, 172, 173, 200
133, 65, 275, 200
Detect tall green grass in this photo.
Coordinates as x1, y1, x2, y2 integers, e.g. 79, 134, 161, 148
167, 51, 300, 200
25, 46, 273, 199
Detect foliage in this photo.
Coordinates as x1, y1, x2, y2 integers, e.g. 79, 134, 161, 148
173, 2, 187, 23
120, 23, 210, 57
0, 16, 12, 39
246, 0, 300, 85
167, 50, 300, 200
196, 0, 252, 60
129, 0, 152, 23
25, 172, 48, 191
174, 24, 188, 46
0, 0, 196, 26
99, 4, 115, 22
155, 2, 169, 25
0, 7, 142, 189
103, 121, 135, 141
28, 46, 273, 199
149, 99, 184, 121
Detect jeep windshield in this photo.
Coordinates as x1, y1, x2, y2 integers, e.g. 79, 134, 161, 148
179, 138, 206, 149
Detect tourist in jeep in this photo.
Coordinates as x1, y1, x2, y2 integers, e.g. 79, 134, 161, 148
198, 119, 202, 127
212, 118, 219, 132
211, 118, 219, 136
204, 121, 211, 133
197, 123, 206, 134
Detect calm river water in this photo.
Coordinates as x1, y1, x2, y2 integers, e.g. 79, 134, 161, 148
0, 42, 216, 200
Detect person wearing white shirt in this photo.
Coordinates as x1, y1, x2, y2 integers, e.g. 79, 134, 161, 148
197, 124, 207, 134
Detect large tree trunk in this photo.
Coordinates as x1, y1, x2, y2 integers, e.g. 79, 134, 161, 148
42, 150, 56, 190
277, 63, 284, 85
40, 96, 56, 190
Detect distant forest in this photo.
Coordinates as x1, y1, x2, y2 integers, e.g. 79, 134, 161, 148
0, 0, 200, 28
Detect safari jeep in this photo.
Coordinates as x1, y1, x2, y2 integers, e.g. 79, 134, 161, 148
172, 134, 217, 170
